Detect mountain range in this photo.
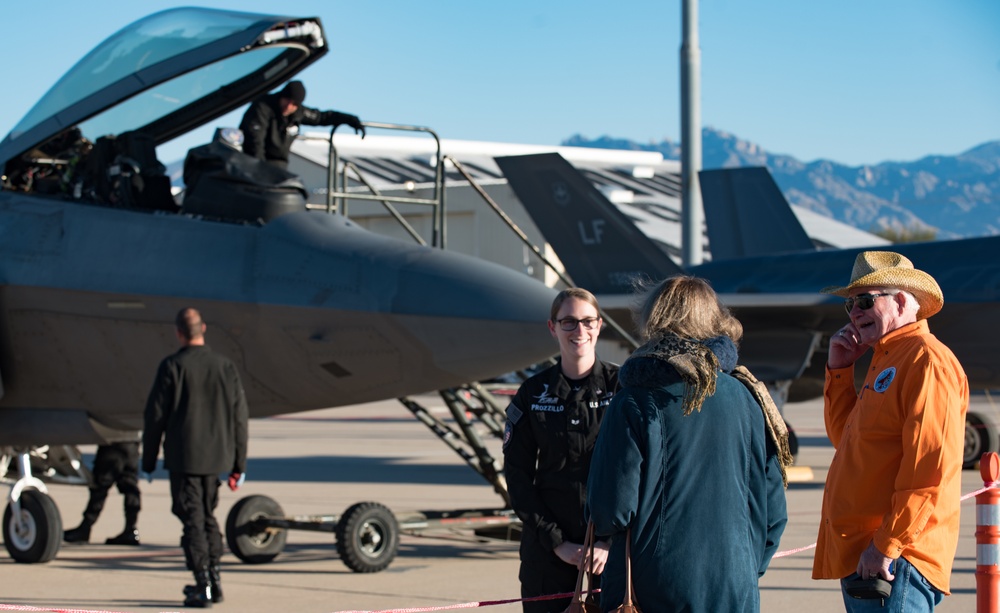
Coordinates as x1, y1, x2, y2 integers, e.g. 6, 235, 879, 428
562, 128, 1000, 240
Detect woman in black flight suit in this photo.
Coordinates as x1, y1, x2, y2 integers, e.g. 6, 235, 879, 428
503, 287, 620, 613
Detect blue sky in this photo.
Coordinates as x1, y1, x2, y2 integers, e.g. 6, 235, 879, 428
1, 1, 998, 167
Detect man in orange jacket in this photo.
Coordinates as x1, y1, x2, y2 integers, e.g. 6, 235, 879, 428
812, 251, 968, 611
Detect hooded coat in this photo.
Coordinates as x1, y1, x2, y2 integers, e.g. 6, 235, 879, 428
586, 336, 787, 612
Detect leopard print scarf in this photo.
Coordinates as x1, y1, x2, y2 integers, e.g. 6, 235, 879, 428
628, 334, 719, 416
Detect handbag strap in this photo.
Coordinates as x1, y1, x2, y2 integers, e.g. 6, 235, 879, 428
571, 521, 597, 602
587, 522, 596, 579
621, 527, 636, 606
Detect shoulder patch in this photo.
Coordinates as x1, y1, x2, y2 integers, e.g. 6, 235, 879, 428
873, 367, 896, 393
506, 403, 523, 425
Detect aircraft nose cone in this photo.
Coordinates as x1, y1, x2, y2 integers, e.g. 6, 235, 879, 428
255, 213, 558, 388
395, 247, 559, 380
259, 212, 559, 388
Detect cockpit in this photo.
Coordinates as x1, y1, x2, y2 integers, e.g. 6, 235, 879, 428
0, 7, 328, 222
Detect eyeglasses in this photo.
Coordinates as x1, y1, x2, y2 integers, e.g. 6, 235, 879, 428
556, 317, 600, 331
844, 292, 894, 314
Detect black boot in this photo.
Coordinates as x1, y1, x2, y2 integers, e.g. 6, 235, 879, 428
63, 523, 92, 544
183, 569, 213, 608
185, 564, 223, 603
208, 564, 223, 603
105, 527, 140, 545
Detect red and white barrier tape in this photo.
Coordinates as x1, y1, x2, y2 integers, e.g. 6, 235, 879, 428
770, 481, 1000, 560
5, 484, 997, 613
0, 607, 145, 613
333, 590, 581, 613
329, 481, 1000, 612
961, 480, 999, 501
772, 542, 817, 558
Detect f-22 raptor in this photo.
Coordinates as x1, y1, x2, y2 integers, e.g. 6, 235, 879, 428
0, 8, 557, 566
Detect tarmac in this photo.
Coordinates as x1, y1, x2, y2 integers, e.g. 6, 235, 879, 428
1, 393, 997, 613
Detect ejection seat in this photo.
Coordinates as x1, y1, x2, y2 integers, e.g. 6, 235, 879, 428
181, 130, 308, 223
80, 130, 177, 212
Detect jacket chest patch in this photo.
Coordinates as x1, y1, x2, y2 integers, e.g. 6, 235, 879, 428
873, 367, 896, 393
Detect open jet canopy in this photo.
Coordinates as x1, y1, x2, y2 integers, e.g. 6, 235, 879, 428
0, 7, 327, 168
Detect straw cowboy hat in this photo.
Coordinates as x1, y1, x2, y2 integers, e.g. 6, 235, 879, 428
821, 251, 944, 320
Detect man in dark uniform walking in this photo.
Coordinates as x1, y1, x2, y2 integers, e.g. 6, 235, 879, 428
142, 307, 249, 608
63, 441, 142, 545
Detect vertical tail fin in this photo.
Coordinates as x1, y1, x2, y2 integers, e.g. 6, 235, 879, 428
495, 153, 682, 294
698, 167, 814, 260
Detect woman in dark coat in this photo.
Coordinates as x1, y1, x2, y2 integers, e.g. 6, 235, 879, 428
587, 276, 788, 612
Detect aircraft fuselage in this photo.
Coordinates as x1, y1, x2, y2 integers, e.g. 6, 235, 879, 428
0, 194, 559, 445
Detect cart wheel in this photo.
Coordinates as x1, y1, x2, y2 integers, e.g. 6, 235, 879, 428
4, 489, 62, 563
964, 413, 998, 469
335, 501, 399, 573
225, 495, 286, 564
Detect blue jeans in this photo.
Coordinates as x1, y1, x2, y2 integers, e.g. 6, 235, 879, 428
840, 556, 944, 612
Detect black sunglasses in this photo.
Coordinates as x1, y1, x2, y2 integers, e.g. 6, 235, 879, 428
844, 292, 894, 314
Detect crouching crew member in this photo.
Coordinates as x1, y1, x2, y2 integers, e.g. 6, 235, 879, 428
64, 441, 142, 546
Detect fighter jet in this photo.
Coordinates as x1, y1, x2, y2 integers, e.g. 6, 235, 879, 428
496, 153, 1000, 467
0, 8, 558, 564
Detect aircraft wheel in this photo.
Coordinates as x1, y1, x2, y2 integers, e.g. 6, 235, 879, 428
964, 413, 998, 470
335, 501, 399, 573
3, 489, 62, 563
225, 495, 287, 564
